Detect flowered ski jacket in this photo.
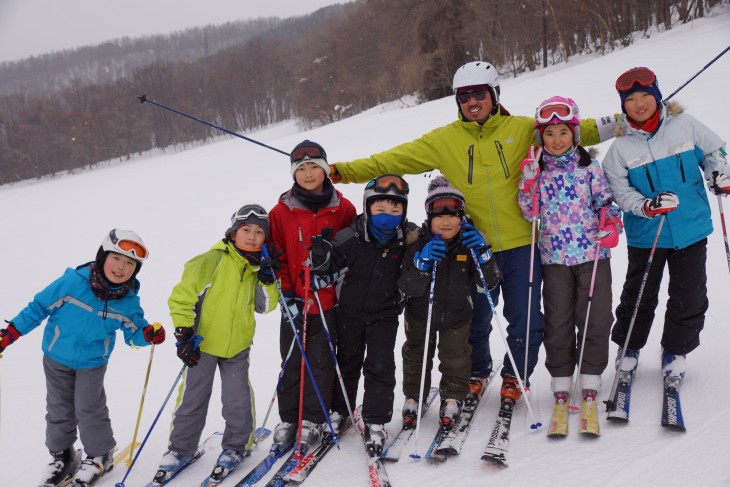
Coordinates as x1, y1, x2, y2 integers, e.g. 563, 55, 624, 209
11, 264, 150, 369
334, 109, 615, 252
602, 101, 728, 249
518, 148, 618, 266
169, 239, 279, 358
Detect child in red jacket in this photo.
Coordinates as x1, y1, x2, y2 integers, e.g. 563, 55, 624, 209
268, 140, 356, 450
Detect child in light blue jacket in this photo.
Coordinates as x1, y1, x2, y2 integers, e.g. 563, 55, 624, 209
0, 229, 164, 487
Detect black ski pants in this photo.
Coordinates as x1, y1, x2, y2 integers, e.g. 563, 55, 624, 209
330, 311, 399, 425
611, 239, 708, 356
277, 309, 336, 424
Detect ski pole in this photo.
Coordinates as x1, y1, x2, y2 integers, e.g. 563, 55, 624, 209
410, 261, 438, 459
295, 268, 312, 457
126, 322, 162, 466
664, 45, 730, 102
312, 290, 358, 449
470, 249, 542, 429
137, 95, 290, 157
716, 195, 730, 275
568, 244, 602, 412
115, 335, 203, 487
523, 189, 539, 386
605, 214, 665, 412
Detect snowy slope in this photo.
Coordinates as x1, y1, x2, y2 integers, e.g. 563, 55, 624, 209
1, 9, 729, 487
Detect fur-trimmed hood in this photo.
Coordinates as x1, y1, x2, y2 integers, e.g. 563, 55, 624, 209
614, 100, 684, 137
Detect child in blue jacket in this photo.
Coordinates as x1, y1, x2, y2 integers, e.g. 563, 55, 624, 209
0, 229, 165, 487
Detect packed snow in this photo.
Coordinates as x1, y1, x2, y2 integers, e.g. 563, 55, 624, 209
1, 8, 729, 487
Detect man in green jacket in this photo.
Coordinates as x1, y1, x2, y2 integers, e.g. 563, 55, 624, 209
330, 61, 616, 403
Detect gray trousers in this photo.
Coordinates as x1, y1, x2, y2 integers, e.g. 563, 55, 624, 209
542, 259, 613, 377
43, 355, 115, 457
169, 349, 254, 456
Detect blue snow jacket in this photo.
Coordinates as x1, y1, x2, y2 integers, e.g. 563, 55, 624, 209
11, 263, 150, 369
602, 102, 728, 249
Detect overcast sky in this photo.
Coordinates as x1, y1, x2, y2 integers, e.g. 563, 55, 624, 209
0, 0, 351, 63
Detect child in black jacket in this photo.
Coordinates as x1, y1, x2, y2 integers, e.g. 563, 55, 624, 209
309, 174, 414, 454
398, 176, 501, 430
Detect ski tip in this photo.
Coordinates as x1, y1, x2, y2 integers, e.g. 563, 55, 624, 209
530, 422, 543, 430
567, 405, 580, 412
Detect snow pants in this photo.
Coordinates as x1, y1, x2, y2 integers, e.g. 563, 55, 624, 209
330, 311, 399, 425
169, 349, 255, 456
611, 239, 708, 356
402, 312, 471, 402
277, 310, 336, 424
542, 259, 613, 377
43, 355, 115, 457
469, 244, 544, 381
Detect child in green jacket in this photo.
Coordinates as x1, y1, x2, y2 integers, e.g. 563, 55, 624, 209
151, 204, 280, 485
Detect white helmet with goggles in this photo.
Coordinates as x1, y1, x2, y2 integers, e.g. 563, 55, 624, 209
101, 228, 149, 264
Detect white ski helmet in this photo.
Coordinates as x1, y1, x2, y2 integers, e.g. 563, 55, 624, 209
453, 61, 500, 100
100, 228, 149, 264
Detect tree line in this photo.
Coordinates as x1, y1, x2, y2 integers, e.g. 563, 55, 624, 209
0, 0, 724, 185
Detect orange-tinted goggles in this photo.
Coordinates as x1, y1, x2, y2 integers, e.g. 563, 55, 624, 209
429, 197, 465, 215
366, 174, 409, 195
117, 239, 148, 259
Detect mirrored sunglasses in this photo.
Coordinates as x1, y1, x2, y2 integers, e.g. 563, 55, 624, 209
456, 88, 489, 104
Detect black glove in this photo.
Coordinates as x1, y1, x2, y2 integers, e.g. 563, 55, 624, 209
259, 244, 283, 285
0, 323, 20, 353
282, 291, 304, 330
309, 227, 334, 273
174, 327, 201, 367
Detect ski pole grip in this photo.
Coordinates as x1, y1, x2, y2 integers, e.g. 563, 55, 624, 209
152, 322, 162, 332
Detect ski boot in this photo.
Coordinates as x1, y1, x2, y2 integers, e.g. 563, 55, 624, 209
363, 423, 387, 455
206, 448, 249, 483
500, 376, 522, 401
38, 447, 80, 487
329, 411, 349, 435
299, 420, 323, 448
152, 449, 197, 485
402, 397, 418, 430
438, 398, 462, 430
273, 422, 296, 447
70, 450, 113, 486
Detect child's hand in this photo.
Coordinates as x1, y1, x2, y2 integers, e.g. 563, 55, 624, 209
259, 243, 283, 285
709, 171, 730, 195
519, 146, 542, 194
309, 227, 334, 272
460, 223, 487, 251
329, 164, 342, 184
414, 238, 446, 271
174, 327, 201, 367
643, 192, 679, 218
596, 207, 624, 249
0, 323, 20, 353
143, 323, 166, 345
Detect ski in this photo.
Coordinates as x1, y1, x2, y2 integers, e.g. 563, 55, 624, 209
280, 419, 353, 485
146, 432, 222, 487
428, 365, 501, 462
113, 441, 141, 467
546, 392, 569, 438
579, 390, 600, 436
262, 444, 311, 487
661, 376, 686, 432
380, 387, 439, 462
481, 397, 516, 467
40, 448, 82, 487
233, 441, 294, 486
354, 409, 392, 487
200, 451, 252, 487
606, 370, 634, 422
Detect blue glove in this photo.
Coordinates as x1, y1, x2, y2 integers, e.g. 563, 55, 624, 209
460, 223, 487, 251
282, 291, 304, 330
475, 246, 493, 265
414, 238, 446, 271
